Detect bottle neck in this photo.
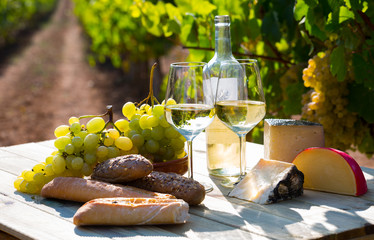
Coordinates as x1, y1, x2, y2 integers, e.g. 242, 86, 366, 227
214, 23, 233, 59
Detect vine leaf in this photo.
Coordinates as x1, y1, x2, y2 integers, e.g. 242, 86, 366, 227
348, 83, 374, 123
330, 45, 346, 82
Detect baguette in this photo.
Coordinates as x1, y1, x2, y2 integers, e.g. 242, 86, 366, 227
73, 198, 189, 226
127, 171, 205, 205
41, 177, 174, 202
91, 154, 153, 183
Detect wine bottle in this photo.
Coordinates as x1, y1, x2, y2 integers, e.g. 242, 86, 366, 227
205, 15, 241, 177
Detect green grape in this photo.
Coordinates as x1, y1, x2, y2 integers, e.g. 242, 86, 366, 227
115, 119, 129, 132
45, 156, 53, 165
129, 118, 140, 130
139, 114, 150, 129
24, 170, 35, 182
66, 155, 75, 170
19, 179, 27, 192
152, 104, 164, 117
142, 129, 152, 140
76, 130, 88, 139
164, 146, 175, 160
128, 129, 139, 139
131, 134, 145, 147
84, 133, 99, 150
81, 163, 93, 176
131, 114, 141, 120
159, 115, 170, 128
71, 157, 84, 170
84, 153, 96, 165
166, 98, 177, 105
54, 136, 71, 150
33, 172, 45, 185
146, 106, 153, 115
72, 136, 83, 148
151, 126, 164, 141
103, 136, 114, 147
14, 177, 23, 191
70, 122, 82, 134
108, 128, 120, 139
164, 127, 179, 139
159, 138, 171, 147
147, 115, 159, 128
54, 125, 70, 138
96, 145, 108, 158
145, 139, 159, 153
107, 146, 120, 158
65, 144, 75, 155
44, 164, 54, 176
170, 138, 185, 150
115, 136, 133, 151
69, 116, 80, 125
122, 102, 136, 119
32, 163, 45, 173
86, 117, 106, 133
26, 182, 40, 194
52, 155, 66, 174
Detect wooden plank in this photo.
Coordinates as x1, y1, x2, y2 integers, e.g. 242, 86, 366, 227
0, 149, 37, 175
0, 169, 266, 240
0, 142, 53, 162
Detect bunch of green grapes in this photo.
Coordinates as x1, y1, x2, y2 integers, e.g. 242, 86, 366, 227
301, 51, 363, 150
14, 115, 134, 194
122, 99, 186, 163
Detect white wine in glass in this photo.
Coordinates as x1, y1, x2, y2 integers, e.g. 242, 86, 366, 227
164, 62, 215, 192
215, 59, 266, 187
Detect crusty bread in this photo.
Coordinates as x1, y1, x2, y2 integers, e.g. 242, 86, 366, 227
91, 154, 153, 183
73, 198, 189, 226
127, 171, 205, 205
41, 177, 174, 202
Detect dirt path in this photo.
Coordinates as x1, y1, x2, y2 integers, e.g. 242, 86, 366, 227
0, 0, 144, 146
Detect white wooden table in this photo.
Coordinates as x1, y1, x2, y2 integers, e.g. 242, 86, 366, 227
1, 134, 374, 240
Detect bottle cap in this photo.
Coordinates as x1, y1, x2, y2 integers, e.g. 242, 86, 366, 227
214, 15, 230, 25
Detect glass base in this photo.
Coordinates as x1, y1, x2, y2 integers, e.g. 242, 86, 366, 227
201, 182, 213, 193
209, 168, 240, 178
220, 175, 245, 188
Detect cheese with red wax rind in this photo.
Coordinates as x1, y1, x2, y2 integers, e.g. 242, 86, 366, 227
264, 119, 325, 163
293, 147, 367, 196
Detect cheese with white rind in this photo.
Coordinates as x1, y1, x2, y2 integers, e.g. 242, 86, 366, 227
293, 147, 367, 196
264, 119, 325, 163
228, 158, 304, 204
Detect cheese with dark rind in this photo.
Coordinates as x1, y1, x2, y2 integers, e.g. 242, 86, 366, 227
264, 119, 325, 163
228, 159, 304, 204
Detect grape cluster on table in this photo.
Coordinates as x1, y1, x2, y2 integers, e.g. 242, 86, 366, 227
14, 100, 186, 194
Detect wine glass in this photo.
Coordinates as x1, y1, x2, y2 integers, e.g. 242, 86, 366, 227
164, 62, 215, 192
215, 59, 266, 187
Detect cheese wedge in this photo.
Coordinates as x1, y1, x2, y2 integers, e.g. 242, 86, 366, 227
264, 119, 325, 163
293, 147, 367, 196
228, 158, 304, 204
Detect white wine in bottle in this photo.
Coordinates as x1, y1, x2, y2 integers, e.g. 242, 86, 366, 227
205, 15, 241, 177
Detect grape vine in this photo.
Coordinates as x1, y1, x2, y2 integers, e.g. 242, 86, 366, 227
73, 0, 374, 155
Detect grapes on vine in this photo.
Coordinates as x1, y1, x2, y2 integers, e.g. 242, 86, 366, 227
301, 51, 364, 151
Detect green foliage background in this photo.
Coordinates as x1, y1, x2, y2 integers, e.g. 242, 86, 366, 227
0, 0, 57, 45
73, 0, 373, 155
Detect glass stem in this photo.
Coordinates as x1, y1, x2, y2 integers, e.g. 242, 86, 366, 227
239, 135, 246, 180
187, 140, 193, 179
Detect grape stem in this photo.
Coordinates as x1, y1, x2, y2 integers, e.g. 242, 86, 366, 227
137, 62, 160, 108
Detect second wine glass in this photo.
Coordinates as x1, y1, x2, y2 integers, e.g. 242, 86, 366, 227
164, 62, 215, 192
215, 59, 266, 187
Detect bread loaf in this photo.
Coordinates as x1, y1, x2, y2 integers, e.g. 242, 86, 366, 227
73, 197, 189, 226
91, 154, 153, 183
41, 177, 174, 202
127, 171, 205, 205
